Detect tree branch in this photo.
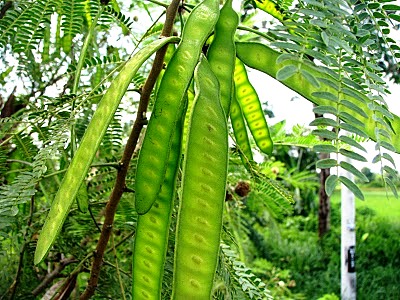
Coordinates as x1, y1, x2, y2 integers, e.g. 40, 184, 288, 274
31, 257, 78, 297
30, 232, 133, 298
79, 0, 181, 298
0, 1, 12, 19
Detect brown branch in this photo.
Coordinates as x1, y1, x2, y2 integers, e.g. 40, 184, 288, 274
315, 109, 331, 238
79, 0, 181, 298
31, 257, 78, 297
0, 1, 12, 19
67, 231, 136, 281
0, 87, 19, 118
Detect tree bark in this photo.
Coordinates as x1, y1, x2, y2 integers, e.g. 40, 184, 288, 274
32, 257, 77, 297
318, 152, 331, 238
0, 1, 12, 19
314, 110, 331, 238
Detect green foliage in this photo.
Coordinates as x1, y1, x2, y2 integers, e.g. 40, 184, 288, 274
317, 293, 339, 300
243, 190, 400, 299
215, 243, 273, 299
239, 0, 400, 199
1, 0, 400, 298
247, 180, 294, 219
0, 123, 68, 222
0, 0, 56, 53
61, 0, 85, 53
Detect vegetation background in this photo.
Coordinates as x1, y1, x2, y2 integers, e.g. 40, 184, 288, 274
1, 0, 400, 299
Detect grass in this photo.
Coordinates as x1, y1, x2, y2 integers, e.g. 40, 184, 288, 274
330, 187, 400, 222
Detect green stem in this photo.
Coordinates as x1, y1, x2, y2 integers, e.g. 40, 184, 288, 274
70, 9, 102, 156
237, 25, 273, 42
39, 181, 51, 203
224, 202, 246, 263
71, 11, 101, 96
335, 50, 343, 178
5, 159, 33, 166
146, 0, 169, 8
42, 162, 120, 179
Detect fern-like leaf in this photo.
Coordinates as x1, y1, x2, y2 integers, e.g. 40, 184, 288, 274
0, 123, 68, 219
101, 5, 135, 34
217, 243, 273, 299
13, 0, 56, 54
61, 0, 85, 52
247, 180, 294, 220
0, 2, 33, 49
67, 54, 121, 73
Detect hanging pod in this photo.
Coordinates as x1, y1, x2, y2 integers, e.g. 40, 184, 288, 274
172, 55, 228, 299
134, 0, 220, 215
34, 36, 179, 265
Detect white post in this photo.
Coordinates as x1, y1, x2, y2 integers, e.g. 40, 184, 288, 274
341, 157, 356, 300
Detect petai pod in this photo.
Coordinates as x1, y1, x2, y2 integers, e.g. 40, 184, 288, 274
206, 0, 239, 117
154, 43, 176, 98
76, 183, 89, 213
134, 0, 220, 215
182, 83, 195, 150
131, 102, 186, 300
234, 58, 273, 156
172, 55, 228, 299
33, 36, 179, 265
252, 0, 287, 22
230, 86, 254, 162
235, 41, 400, 154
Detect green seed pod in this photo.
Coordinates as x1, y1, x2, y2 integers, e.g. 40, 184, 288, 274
91, 65, 103, 89
253, 0, 286, 21
206, 0, 239, 117
62, 34, 72, 54
234, 58, 273, 156
230, 86, 254, 162
134, 0, 220, 215
42, 23, 50, 63
182, 82, 195, 150
84, 0, 92, 28
132, 102, 186, 300
235, 41, 400, 153
154, 43, 176, 100
172, 55, 228, 299
34, 36, 179, 265
76, 182, 88, 213
55, 13, 62, 55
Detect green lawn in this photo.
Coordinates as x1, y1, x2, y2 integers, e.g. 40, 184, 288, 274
330, 188, 400, 221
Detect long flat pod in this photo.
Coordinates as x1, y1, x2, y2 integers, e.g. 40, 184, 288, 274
34, 36, 179, 265
234, 58, 273, 156
206, 0, 239, 116
230, 87, 254, 162
182, 84, 195, 150
172, 55, 228, 299
131, 104, 185, 300
154, 43, 176, 96
134, 0, 220, 215
235, 42, 400, 154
